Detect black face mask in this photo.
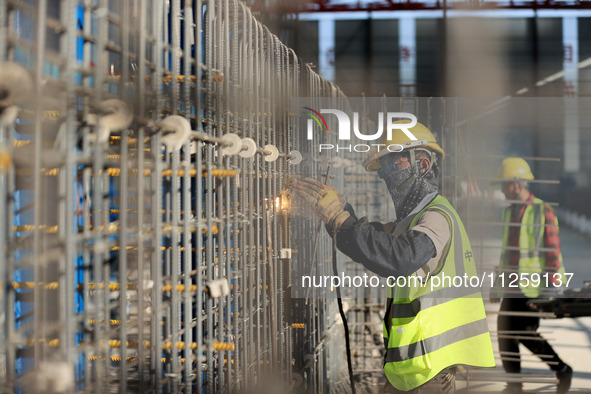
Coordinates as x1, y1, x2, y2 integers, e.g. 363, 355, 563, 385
378, 160, 438, 220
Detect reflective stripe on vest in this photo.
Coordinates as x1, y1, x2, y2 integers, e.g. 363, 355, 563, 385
383, 195, 495, 391
385, 317, 489, 363
389, 286, 482, 319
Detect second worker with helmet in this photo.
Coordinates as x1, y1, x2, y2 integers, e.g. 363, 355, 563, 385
493, 157, 572, 394
295, 120, 496, 393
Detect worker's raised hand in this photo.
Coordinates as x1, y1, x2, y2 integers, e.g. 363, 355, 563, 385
294, 178, 350, 230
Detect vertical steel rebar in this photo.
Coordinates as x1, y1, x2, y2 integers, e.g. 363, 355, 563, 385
194, 1, 204, 392
62, 0, 77, 385
182, 0, 195, 392
32, 0, 48, 371
0, 0, 9, 380
0, 1, 366, 391
152, 0, 164, 390
136, 0, 148, 387
230, 1, 240, 388
203, 1, 215, 391
215, 1, 227, 390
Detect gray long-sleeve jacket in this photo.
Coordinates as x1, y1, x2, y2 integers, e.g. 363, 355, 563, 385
329, 195, 442, 278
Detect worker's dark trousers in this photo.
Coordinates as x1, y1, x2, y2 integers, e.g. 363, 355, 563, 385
498, 297, 566, 373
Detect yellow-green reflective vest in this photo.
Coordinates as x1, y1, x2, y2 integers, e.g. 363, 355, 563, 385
499, 197, 565, 298
383, 195, 495, 391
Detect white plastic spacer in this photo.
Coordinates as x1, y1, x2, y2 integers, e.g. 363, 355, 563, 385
36, 361, 74, 393
221, 133, 242, 156
330, 156, 343, 168
206, 278, 230, 298
98, 99, 134, 133
264, 144, 279, 162
239, 137, 257, 158
280, 248, 292, 259
159, 115, 192, 152
0, 62, 33, 108
288, 150, 302, 166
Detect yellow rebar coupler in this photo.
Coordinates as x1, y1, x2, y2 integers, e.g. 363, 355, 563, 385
212, 342, 235, 351
0, 147, 11, 173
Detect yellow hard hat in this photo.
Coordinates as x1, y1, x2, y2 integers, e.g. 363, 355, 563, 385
499, 157, 534, 180
363, 120, 445, 171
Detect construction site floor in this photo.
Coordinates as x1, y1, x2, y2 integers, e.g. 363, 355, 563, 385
460, 226, 591, 393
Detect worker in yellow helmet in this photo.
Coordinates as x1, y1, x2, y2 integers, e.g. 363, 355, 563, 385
295, 120, 495, 393
494, 158, 572, 394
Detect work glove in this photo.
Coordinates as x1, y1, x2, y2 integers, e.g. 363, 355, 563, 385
295, 178, 350, 231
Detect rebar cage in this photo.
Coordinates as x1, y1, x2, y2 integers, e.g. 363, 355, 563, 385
0, 0, 353, 392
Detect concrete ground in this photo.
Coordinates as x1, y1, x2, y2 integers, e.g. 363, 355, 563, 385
457, 226, 591, 393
